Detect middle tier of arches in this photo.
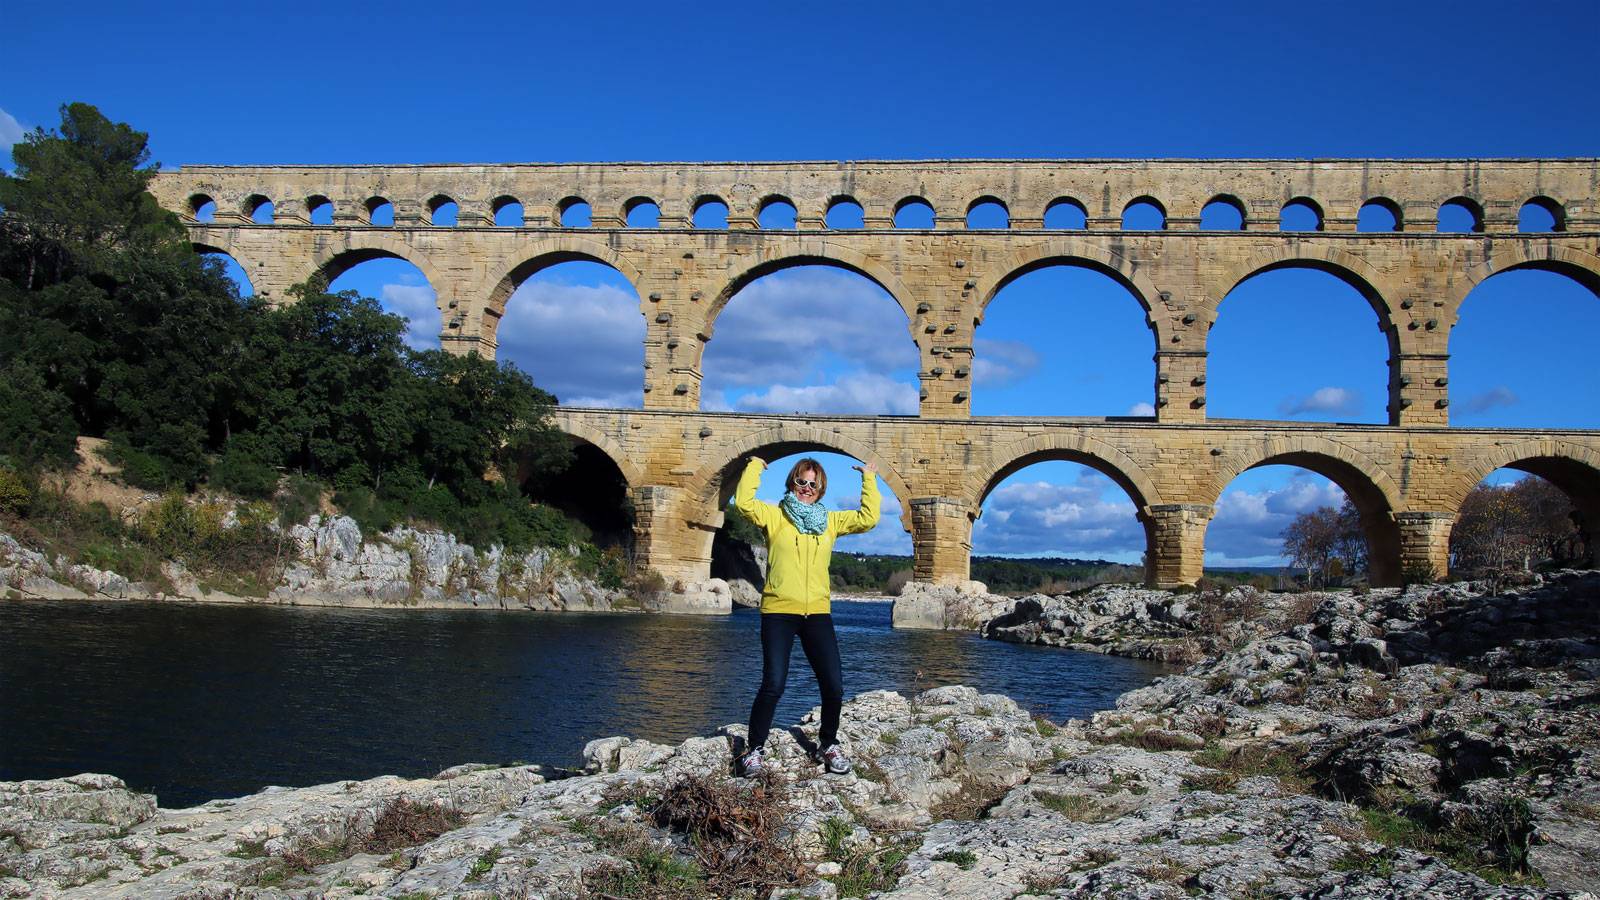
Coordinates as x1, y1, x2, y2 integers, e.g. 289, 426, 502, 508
190, 225, 1600, 427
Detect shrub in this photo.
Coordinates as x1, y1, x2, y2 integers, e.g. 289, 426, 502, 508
0, 467, 30, 516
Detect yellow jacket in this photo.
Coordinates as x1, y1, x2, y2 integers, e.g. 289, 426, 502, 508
734, 458, 880, 615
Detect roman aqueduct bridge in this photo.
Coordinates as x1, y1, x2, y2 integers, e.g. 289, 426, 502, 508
150, 159, 1600, 587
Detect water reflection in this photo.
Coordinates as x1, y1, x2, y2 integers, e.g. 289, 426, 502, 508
0, 599, 1166, 808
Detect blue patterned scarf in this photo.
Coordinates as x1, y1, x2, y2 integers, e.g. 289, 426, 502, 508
780, 492, 829, 534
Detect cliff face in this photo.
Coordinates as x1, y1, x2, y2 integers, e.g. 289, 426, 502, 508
3, 575, 1596, 897
0, 515, 628, 612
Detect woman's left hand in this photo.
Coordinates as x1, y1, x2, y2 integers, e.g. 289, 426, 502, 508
852, 463, 877, 476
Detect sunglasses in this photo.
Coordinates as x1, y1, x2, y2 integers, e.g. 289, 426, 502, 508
792, 478, 820, 489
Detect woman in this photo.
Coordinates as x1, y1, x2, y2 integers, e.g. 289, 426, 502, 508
733, 454, 879, 777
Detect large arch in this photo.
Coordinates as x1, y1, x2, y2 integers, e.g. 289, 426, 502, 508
1448, 441, 1600, 567
303, 234, 451, 302
482, 236, 648, 318
973, 239, 1162, 322
1211, 245, 1400, 331
1450, 439, 1600, 510
704, 241, 919, 329
1456, 245, 1600, 316
968, 433, 1162, 513
1209, 437, 1404, 585
191, 241, 262, 295
687, 424, 914, 534
548, 418, 644, 488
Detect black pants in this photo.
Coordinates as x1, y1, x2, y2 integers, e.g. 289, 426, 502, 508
746, 613, 843, 751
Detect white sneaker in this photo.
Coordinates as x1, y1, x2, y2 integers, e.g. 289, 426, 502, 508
738, 747, 766, 777
818, 744, 852, 775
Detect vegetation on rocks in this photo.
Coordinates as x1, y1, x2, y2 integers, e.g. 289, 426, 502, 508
0, 103, 640, 596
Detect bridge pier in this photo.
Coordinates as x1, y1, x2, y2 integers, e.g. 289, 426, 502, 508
1394, 512, 1454, 581
910, 498, 974, 584
1142, 504, 1212, 588
629, 485, 717, 584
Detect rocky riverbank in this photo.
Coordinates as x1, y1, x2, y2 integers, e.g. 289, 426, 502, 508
0, 515, 737, 616
4, 575, 1596, 897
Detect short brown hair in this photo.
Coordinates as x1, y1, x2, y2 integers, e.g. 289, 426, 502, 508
786, 458, 827, 500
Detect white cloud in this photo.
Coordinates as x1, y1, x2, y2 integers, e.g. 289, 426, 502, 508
0, 108, 24, 151
1205, 473, 1346, 565
1461, 386, 1518, 415
972, 338, 1040, 387
972, 471, 1144, 560
379, 284, 442, 351
498, 280, 645, 408
731, 373, 920, 415
1127, 401, 1155, 416
702, 267, 918, 390
1280, 386, 1361, 417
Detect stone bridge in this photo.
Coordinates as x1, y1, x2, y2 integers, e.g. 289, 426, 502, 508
149, 159, 1600, 587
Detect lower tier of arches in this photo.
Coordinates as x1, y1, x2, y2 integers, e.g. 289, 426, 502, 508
551, 409, 1600, 590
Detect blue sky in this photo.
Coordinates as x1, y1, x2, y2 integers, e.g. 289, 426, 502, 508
5, 0, 1598, 565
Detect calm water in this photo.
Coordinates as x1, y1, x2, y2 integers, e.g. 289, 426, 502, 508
0, 599, 1167, 808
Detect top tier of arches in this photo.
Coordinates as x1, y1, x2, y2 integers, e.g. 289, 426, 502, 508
158, 159, 1600, 234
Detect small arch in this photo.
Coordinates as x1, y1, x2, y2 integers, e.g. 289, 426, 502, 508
758, 196, 797, 230
825, 196, 864, 229
966, 196, 1010, 230
1209, 441, 1403, 585
1437, 196, 1484, 233
306, 195, 334, 225
1358, 198, 1402, 232
692, 195, 729, 229
1043, 197, 1087, 229
1279, 197, 1324, 232
558, 197, 591, 228
365, 197, 394, 226
245, 194, 274, 224
188, 193, 216, 223
1199, 195, 1246, 231
1519, 196, 1566, 233
1121, 197, 1166, 230
492, 196, 524, 227
894, 196, 935, 229
427, 194, 458, 226
624, 196, 660, 228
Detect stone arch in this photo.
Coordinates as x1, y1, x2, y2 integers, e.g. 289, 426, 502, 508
704, 241, 919, 330
191, 241, 260, 295
969, 432, 1163, 514
1448, 439, 1600, 568
1448, 439, 1600, 509
304, 233, 451, 303
1459, 244, 1600, 305
482, 236, 648, 319
1210, 247, 1405, 382
972, 238, 1163, 325
1447, 245, 1600, 354
1209, 436, 1403, 585
549, 417, 644, 489
688, 424, 914, 534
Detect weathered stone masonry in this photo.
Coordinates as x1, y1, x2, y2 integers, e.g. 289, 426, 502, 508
150, 159, 1600, 587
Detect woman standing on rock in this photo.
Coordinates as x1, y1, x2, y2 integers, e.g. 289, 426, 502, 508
733, 454, 880, 777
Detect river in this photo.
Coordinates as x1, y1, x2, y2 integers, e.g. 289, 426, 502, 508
0, 598, 1168, 808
